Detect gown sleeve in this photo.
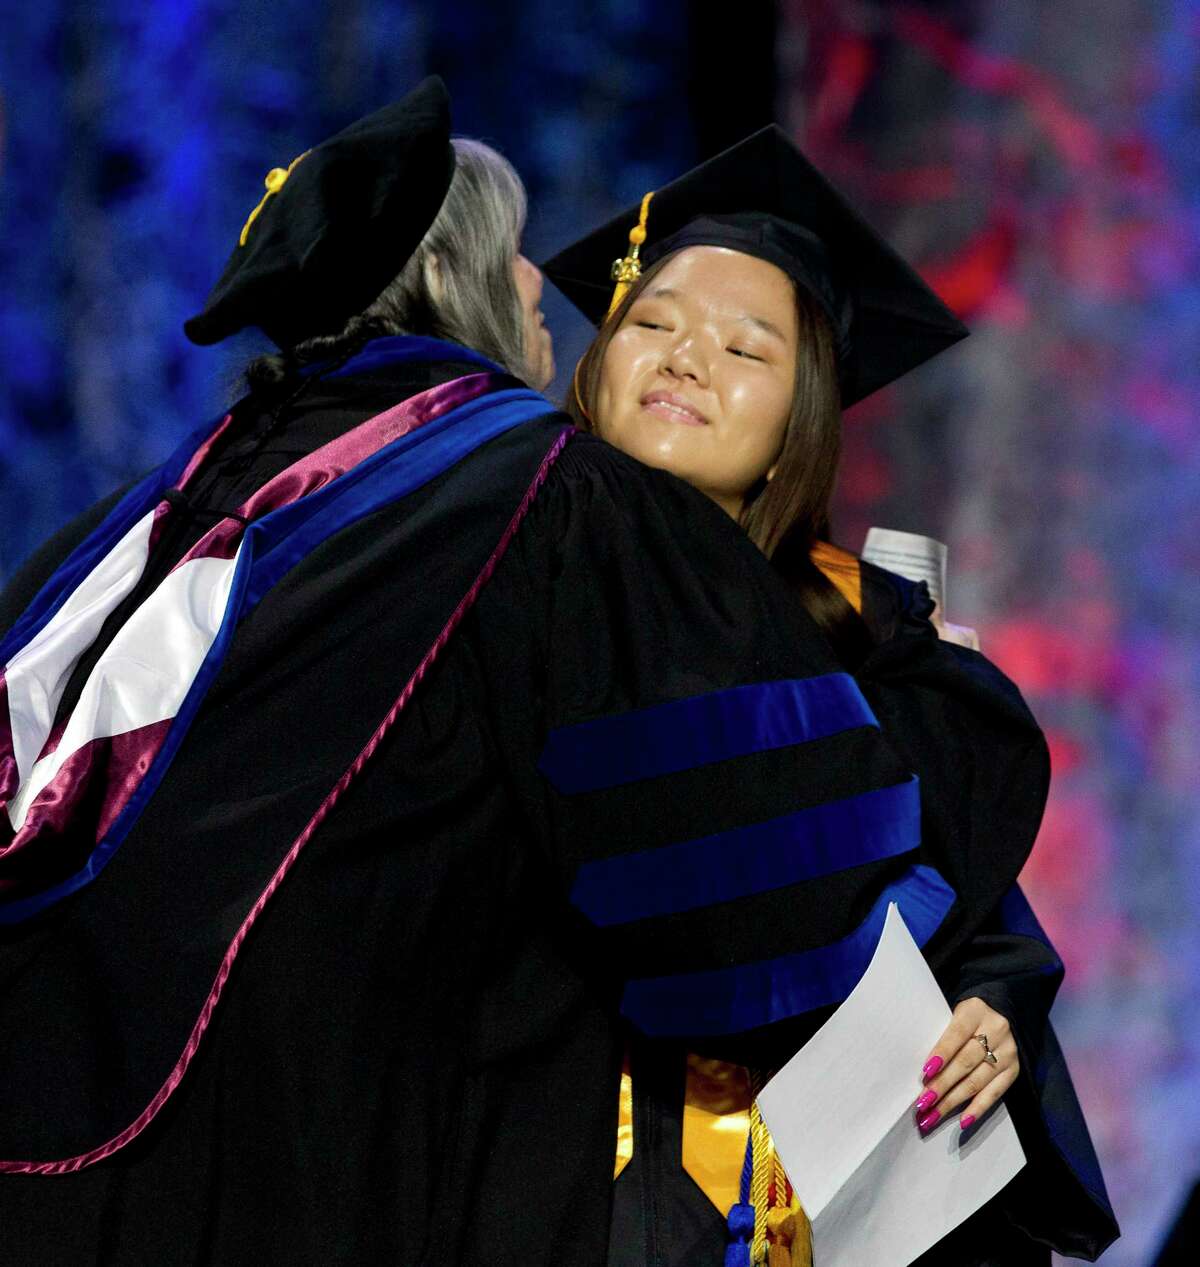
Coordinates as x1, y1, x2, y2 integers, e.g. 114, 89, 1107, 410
853, 566, 1052, 972
486, 435, 1030, 1053
852, 562, 1118, 1261
938, 887, 1120, 1261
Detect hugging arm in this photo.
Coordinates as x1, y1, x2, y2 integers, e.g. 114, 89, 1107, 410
496, 439, 940, 1044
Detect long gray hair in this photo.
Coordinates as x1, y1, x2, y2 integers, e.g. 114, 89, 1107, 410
244, 137, 529, 392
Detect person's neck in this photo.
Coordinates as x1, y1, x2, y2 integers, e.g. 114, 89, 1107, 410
700, 486, 745, 523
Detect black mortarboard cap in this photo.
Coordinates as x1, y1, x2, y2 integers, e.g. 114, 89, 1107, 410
542, 125, 968, 407
184, 77, 455, 348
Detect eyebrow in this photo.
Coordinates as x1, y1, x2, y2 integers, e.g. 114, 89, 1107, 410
646, 287, 789, 344
738, 314, 789, 344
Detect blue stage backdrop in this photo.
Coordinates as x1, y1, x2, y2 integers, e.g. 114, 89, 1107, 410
2, 3, 1198, 1262
0, 0, 694, 573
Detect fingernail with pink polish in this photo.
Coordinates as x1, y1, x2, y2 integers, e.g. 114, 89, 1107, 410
960, 1115, 976, 1131
922, 1055, 944, 1081
918, 1109, 941, 1133
915, 1089, 938, 1115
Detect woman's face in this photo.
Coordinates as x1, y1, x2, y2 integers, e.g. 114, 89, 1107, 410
595, 246, 798, 518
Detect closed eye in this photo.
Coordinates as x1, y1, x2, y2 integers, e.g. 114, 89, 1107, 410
635, 320, 670, 331
727, 347, 765, 361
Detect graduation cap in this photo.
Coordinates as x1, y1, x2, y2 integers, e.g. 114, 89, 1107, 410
542, 125, 968, 407
184, 77, 455, 349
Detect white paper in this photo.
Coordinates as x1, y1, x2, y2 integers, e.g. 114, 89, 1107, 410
862, 528, 948, 612
757, 905, 1025, 1267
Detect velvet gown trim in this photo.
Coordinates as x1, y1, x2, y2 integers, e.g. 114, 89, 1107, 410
539, 673, 877, 793
621, 863, 955, 1035
0, 339, 550, 924
570, 775, 921, 926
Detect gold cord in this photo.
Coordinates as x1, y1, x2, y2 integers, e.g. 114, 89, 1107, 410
749, 1083, 772, 1264
773, 1147, 788, 1213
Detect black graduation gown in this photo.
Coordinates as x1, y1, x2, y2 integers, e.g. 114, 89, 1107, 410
0, 351, 1112, 1265
856, 565, 1118, 1262
608, 562, 1118, 1265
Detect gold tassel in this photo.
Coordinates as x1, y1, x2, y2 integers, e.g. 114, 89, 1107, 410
766, 1196, 813, 1267
756, 1075, 814, 1267
766, 1207, 797, 1267
790, 1197, 813, 1267
606, 191, 655, 318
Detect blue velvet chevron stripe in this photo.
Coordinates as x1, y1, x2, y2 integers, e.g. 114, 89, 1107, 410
620, 864, 956, 1037
570, 776, 921, 926
538, 674, 878, 795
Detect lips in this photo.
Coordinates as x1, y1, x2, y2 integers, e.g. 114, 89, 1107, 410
640, 390, 709, 426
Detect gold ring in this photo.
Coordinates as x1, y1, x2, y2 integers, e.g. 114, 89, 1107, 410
974, 1033, 999, 1066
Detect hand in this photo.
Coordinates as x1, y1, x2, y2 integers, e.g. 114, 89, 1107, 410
937, 620, 980, 651
929, 602, 981, 651
913, 997, 1019, 1133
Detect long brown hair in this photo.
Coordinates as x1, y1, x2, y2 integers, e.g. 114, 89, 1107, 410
565, 252, 871, 664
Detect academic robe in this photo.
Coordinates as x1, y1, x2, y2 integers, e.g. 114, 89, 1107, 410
0, 338, 1115, 1264
608, 551, 1119, 1265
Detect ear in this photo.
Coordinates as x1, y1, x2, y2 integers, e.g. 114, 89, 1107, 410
423, 252, 444, 301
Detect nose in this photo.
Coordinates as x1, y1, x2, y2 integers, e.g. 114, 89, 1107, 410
516, 253, 544, 304
659, 334, 709, 388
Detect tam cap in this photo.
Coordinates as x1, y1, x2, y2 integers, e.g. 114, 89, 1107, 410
184, 77, 455, 349
541, 125, 968, 407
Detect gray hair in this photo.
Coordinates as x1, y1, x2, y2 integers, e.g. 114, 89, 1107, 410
244, 137, 530, 392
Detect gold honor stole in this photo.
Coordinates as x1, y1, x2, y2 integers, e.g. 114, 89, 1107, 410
611, 542, 865, 1267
